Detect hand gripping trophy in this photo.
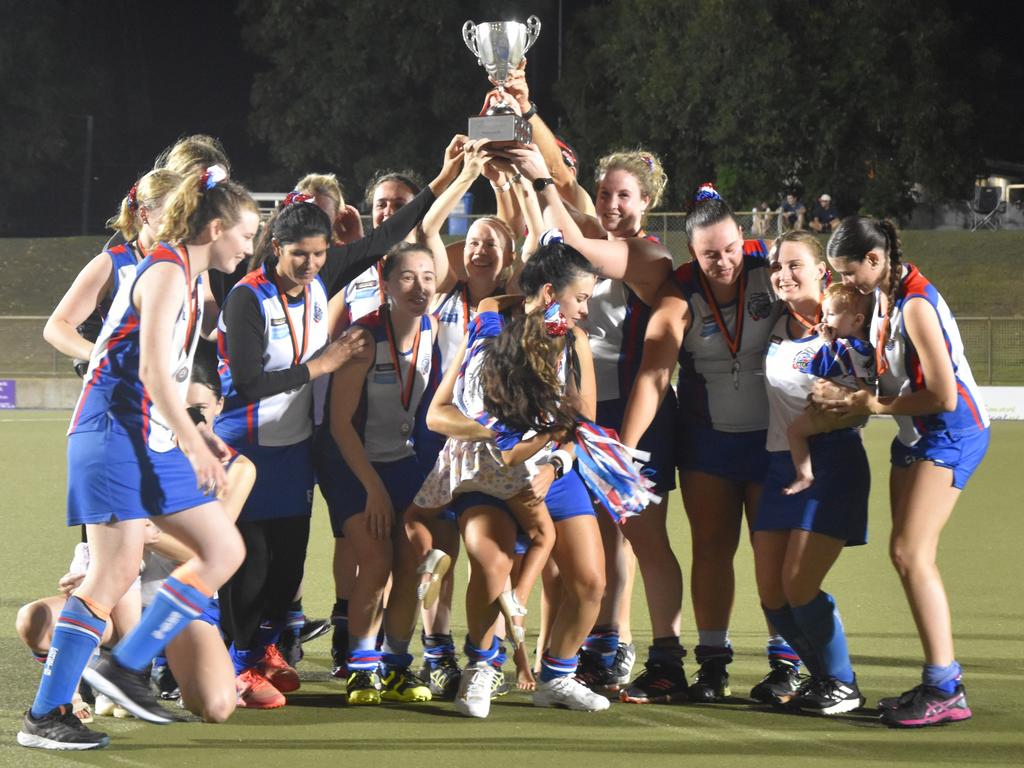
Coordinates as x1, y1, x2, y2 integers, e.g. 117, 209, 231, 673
463, 15, 541, 144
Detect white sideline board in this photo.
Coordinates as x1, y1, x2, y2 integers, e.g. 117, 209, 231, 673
980, 387, 1024, 421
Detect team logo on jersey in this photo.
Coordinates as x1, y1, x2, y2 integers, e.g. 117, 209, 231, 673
419, 358, 432, 375
270, 317, 287, 326
747, 292, 772, 321
792, 347, 817, 372
313, 303, 323, 323
375, 363, 396, 372
174, 365, 189, 383
353, 280, 376, 291
699, 315, 719, 337
439, 311, 461, 324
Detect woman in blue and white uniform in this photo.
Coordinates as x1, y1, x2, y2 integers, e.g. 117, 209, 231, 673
752, 230, 869, 715
816, 217, 989, 728
17, 167, 258, 751
619, 188, 791, 703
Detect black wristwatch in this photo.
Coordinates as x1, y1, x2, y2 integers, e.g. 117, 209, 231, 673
533, 177, 555, 193
548, 454, 565, 479
521, 101, 537, 120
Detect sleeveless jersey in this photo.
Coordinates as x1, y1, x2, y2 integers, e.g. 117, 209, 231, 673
356, 310, 439, 462
763, 315, 830, 451
580, 278, 651, 402
674, 239, 780, 432
216, 265, 331, 447
433, 281, 474, 374
69, 243, 203, 453
873, 263, 989, 446
342, 261, 385, 326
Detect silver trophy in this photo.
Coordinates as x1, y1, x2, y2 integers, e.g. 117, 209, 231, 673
463, 16, 541, 144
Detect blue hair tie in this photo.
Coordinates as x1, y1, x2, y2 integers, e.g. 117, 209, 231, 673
539, 228, 564, 245
694, 182, 721, 202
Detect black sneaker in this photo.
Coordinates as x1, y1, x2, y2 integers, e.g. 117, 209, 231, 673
879, 683, 972, 727
750, 662, 802, 704
620, 659, 689, 704
17, 705, 110, 750
420, 654, 461, 700
82, 654, 176, 724
278, 631, 303, 668
788, 677, 864, 715
689, 656, 731, 702
610, 642, 636, 687
151, 664, 181, 701
299, 618, 331, 644
575, 649, 619, 692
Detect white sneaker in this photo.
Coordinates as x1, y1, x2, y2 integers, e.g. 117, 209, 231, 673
534, 675, 611, 711
416, 549, 452, 607
455, 662, 497, 718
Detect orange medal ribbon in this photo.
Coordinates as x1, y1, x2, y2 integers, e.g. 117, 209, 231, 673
383, 305, 422, 411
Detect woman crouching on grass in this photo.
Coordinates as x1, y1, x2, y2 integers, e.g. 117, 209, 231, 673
318, 242, 441, 706
814, 217, 990, 727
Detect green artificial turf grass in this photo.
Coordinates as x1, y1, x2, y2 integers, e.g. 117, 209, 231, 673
0, 413, 1021, 767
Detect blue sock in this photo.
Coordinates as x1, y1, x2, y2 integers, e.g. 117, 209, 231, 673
381, 637, 412, 672
255, 619, 283, 650
763, 605, 820, 678
31, 596, 106, 717
286, 601, 304, 639
463, 635, 499, 665
767, 634, 801, 670
492, 637, 508, 669
113, 576, 207, 672
923, 661, 961, 694
582, 626, 620, 668
540, 652, 578, 682
348, 647, 382, 672
791, 592, 854, 684
422, 632, 456, 667
230, 644, 264, 675
647, 636, 686, 666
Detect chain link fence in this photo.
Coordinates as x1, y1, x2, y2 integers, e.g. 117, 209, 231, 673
4, 315, 1021, 385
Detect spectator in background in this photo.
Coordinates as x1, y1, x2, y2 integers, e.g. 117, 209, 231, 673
809, 194, 839, 233
781, 192, 806, 231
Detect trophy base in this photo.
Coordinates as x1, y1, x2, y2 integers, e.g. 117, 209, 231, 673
468, 114, 532, 145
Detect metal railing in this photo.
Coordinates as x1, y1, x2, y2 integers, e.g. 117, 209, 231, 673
4, 315, 1021, 385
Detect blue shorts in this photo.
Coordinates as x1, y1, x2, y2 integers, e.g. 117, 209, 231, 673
677, 425, 769, 485
754, 430, 869, 546
890, 428, 990, 490
201, 596, 221, 628
67, 423, 213, 526
314, 429, 425, 536
234, 439, 314, 523
596, 390, 678, 494
448, 470, 595, 523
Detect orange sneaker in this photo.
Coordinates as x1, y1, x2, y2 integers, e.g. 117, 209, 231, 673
236, 669, 286, 709
259, 644, 300, 693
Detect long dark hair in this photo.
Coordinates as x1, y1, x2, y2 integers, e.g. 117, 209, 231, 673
826, 216, 904, 343
479, 241, 598, 437
251, 201, 332, 271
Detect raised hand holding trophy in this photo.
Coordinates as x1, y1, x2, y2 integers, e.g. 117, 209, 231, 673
463, 15, 541, 144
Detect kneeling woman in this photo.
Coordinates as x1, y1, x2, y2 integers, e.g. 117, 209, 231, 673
752, 231, 869, 714
321, 242, 440, 705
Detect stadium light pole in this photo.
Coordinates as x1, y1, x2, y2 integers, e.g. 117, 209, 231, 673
81, 114, 94, 236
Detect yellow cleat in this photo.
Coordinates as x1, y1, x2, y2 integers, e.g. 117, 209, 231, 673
381, 668, 432, 703
346, 670, 382, 705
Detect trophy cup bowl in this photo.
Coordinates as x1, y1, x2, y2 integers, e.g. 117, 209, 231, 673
463, 16, 541, 144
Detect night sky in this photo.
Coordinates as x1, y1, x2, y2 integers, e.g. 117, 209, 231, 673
4, 1, 1022, 235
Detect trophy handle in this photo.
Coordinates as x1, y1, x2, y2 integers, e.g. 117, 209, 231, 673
462, 20, 481, 61
523, 15, 542, 55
